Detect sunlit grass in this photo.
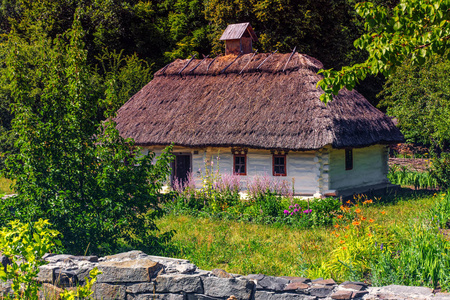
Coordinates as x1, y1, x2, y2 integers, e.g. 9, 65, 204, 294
0, 177, 14, 195
156, 189, 437, 277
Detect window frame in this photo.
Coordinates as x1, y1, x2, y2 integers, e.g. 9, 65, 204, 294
272, 154, 287, 176
233, 153, 247, 175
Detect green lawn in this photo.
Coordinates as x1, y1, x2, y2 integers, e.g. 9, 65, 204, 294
155, 189, 437, 277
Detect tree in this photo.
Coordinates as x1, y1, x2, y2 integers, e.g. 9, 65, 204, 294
379, 56, 450, 149
1, 17, 173, 255
318, 0, 450, 102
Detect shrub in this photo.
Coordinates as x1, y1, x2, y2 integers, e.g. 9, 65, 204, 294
430, 154, 450, 190
0, 219, 60, 299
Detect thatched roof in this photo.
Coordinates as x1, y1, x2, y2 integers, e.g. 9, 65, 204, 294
115, 52, 404, 150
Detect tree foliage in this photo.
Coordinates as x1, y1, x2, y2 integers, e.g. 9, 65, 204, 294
318, 0, 450, 102
1, 18, 173, 255
379, 56, 450, 149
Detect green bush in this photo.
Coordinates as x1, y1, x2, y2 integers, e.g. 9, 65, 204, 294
430, 154, 450, 190
0, 219, 60, 299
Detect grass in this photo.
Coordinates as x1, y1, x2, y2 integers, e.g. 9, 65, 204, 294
156, 189, 437, 277
0, 176, 14, 195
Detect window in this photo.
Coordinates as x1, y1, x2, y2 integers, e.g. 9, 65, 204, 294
273, 154, 286, 176
345, 149, 353, 170
234, 154, 246, 175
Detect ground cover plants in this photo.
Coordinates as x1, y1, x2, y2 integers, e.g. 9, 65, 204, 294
157, 188, 450, 289
165, 161, 341, 228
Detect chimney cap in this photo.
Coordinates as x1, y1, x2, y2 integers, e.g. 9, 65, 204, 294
219, 23, 258, 42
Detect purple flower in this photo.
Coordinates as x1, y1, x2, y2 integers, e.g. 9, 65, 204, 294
289, 205, 293, 209
284, 210, 289, 214
303, 209, 312, 214
294, 204, 299, 207
293, 209, 298, 213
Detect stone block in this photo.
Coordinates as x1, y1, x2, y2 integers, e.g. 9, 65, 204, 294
97, 258, 162, 283
102, 250, 148, 262
126, 282, 155, 294
311, 279, 336, 286
212, 269, 233, 279
202, 276, 254, 299
309, 285, 334, 298
36, 265, 54, 283
380, 285, 433, 297
331, 290, 353, 300
39, 283, 65, 300
53, 269, 78, 287
255, 291, 316, 300
340, 283, 367, 291
93, 283, 126, 300
351, 291, 369, 298
155, 274, 203, 293
187, 294, 222, 300
284, 282, 309, 292
257, 276, 289, 291
127, 293, 185, 300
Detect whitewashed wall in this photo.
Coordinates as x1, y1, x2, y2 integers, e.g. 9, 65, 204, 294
142, 146, 322, 196
328, 145, 389, 191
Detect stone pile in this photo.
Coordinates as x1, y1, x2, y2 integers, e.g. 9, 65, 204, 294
1, 250, 450, 300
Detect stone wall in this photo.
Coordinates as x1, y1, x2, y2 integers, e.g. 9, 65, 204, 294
1, 251, 450, 300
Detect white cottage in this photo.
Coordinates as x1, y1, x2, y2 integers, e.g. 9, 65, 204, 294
115, 24, 404, 197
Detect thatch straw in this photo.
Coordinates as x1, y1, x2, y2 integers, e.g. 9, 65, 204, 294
115, 53, 404, 150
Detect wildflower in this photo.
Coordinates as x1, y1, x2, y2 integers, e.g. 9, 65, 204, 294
381, 211, 386, 215
361, 216, 367, 221
355, 208, 362, 214
293, 209, 298, 213
334, 224, 340, 228
289, 205, 293, 209
283, 210, 289, 215
366, 199, 373, 204
346, 200, 351, 204
369, 219, 375, 223
337, 215, 343, 219
345, 225, 350, 230
367, 233, 372, 237
339, 240, 345, 244
294, 203, 299, 207
352, 221, 361, 226
342, 246, 347, 250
